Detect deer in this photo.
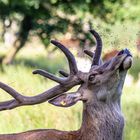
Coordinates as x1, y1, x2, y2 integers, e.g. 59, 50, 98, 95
0, 29, 132, 140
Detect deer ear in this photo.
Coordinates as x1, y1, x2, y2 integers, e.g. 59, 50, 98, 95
48, 93, 82, 107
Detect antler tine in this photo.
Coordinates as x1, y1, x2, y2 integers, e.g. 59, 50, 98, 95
51, 40, 78, 75
90, 29, 102, 66
0, 82, 25, 102
32, 69, 66, 84
84, 49, 94, 57
0, 38, 82, 111
84, 49, 103, 65
32, 40, 78, 83
0, 75, 81, 111
0, 99, 18, 110
59, 70, 69, 77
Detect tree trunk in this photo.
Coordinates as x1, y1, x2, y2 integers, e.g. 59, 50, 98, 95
2, 15, 32, 65
2, 38, 25, 64
2, 47, 19, 65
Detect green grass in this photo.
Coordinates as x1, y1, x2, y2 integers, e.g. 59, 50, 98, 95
123, 83, 140, 140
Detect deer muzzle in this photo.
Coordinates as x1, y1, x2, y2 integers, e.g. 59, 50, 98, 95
119, 48, 132, 70
109, 49, 132, 71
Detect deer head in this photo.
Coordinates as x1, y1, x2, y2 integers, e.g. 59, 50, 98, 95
49, 31, 132, 110
0, 29, 132, 112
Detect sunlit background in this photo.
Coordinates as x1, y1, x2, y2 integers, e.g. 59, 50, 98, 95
0, 0, 140, 140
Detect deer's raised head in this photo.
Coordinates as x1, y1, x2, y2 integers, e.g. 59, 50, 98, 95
0, 29, 132, 111
49, 30, 132, 108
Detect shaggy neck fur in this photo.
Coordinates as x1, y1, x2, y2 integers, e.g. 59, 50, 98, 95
76, 100, 124, 140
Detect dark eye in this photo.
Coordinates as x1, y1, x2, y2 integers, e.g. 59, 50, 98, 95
88, 74, 95, 81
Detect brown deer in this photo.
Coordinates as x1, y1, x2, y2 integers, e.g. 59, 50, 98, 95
0, 29, 132, 140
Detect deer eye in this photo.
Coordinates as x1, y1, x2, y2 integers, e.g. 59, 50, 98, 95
88, 74, 96, 81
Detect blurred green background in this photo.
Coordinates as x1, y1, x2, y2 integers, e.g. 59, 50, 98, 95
0, 0, 140, 140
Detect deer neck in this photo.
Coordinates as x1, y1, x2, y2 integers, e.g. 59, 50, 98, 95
78, 101, 124, 140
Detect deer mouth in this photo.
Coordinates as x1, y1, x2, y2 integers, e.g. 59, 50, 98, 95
118, 49, 132, 71
107, 49, 132, 72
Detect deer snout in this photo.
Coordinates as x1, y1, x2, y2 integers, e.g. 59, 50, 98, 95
122, 56, 132, 70
118, 49, 132, 70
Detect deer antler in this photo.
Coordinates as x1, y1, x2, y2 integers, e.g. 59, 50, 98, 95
84, 49, 94, 57
0, 29, 102, 111
84, 49, 103, 65
32, 40, 78, 82
51, 40, 78, 74
84, 30, 103, 65
59, 70, 69, 77
0, 40, 81, 111
89, 29, 102, 66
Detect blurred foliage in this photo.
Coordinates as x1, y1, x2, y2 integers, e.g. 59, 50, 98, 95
0, 0, 140, 64
0, 0, 140, 44
129, 57, 140, 81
